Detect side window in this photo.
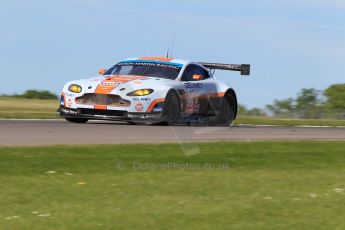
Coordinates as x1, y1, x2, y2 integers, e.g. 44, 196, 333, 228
181, 64, 209, 81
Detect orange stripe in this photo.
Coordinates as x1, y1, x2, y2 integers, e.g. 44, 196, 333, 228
95, 85, 117, 94
210, 92, 225, 97
95, 75, 145, 94
180, 92, 225, 100
94, 105, 107, 110
146, 98, 165, 112
198, 92, 225, 99
139, 57, 174, 62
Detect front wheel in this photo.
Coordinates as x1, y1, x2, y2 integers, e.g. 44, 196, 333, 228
65, 117, 89, 123
163, 91, 181, 125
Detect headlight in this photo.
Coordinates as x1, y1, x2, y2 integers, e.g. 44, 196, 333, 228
68, 84, 82, 93
127, 89, 154, 96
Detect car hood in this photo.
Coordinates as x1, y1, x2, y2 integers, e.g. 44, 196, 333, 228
69, 75, 176, 95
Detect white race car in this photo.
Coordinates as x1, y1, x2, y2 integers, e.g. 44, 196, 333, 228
58, 57, 250, 125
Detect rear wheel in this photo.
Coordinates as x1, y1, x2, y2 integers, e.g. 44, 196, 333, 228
215, 92, 236, 126
163, 90, 180, 125
65, 117, 89, 123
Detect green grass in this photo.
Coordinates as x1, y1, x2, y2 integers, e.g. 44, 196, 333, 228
0, 97, 58, 119
1, 97, 345, 127
235, 115, 345, 127
1, 141, 345, 229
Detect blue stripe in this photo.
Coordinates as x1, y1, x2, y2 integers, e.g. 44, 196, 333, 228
120, 60, 183, 67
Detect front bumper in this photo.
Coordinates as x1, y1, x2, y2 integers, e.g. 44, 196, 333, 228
58, 106, 164, 122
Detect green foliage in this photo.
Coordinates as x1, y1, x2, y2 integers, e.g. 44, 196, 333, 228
238, 104, 267, 116
237, 104, 248, 115
266, 88, 329, 119
295, 89, 320, 108
2, 90, 58, 99
246, 107, 266, 116
14, 90, 58, 99
266, 98, 295, 117
324, 84, 345, 110
295, 88, 324, 119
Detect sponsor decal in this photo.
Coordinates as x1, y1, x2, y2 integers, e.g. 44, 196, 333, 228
98, 81, 119, 90
128, 113, 160, 119
132, 98, 151, 102
184, 82, 203, 89
185, 99, 200, 113
67, 99, 72, 107
184, 92, 200, 113
101, 81, 118, 86
61, 108, 78, 115
66, 93, 75, 97
118, 60, 182, 69
135, 103, 144, 112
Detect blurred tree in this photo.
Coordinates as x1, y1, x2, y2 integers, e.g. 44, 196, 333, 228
237, 104, 248, 116
324, 84, 345, 119
295, 88, 323, 119
266, 98, 295, 117
14, 90, 58, 99
247, 107, 267, 116
237, 104, 267, 116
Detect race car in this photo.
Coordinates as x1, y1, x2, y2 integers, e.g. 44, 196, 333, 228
58, 57, 250, 125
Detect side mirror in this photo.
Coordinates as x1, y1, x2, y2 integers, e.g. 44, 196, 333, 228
192, 74, 203, 81
98, 68, 107, 75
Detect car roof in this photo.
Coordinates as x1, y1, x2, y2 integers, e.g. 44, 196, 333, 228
121, 56, 191, 66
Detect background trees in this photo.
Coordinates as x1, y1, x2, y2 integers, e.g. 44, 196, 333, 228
264, 84, 345, 119
2, 90, 58, 99
324, 84, 345, 119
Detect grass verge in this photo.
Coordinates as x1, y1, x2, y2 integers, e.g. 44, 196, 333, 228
0, 97, 58, 119
235, 115, 345, 127
1, 141, 345, 229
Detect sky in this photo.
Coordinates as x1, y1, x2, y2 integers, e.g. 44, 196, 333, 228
0, 0, 344, 108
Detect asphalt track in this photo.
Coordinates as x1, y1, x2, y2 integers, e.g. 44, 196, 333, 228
1, 120, 345, 146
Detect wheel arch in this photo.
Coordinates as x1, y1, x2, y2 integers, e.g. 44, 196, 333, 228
165, 88, 179, 97
163, 88, 181, 124
164, 88, 181, 109
225, 88, 238, 119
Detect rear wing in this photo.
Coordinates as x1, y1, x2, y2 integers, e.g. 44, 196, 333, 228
199, 62, 250, 76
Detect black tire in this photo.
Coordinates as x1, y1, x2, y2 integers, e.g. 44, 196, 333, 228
216, 92, 236, 126
163, 90, 181, 125
65, 117, 89, 123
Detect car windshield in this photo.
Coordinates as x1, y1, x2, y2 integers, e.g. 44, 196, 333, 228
103, 61, 182, 80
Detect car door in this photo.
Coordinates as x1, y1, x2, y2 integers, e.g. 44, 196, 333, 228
180, 64, 216, 115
